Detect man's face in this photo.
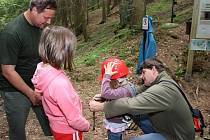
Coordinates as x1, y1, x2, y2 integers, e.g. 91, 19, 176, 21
31, 7, 56, 29
140, 67, 157, 86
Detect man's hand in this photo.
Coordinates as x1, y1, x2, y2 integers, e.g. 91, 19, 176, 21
89, 100, 104, 112
34, 92, 42, 104
29, 92, 42, 106
93, 94, 106, 102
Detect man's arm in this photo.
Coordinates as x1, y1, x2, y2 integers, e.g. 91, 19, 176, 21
103, 85, 177, 118
1, 64, 40, 105
90, 84, 177, 118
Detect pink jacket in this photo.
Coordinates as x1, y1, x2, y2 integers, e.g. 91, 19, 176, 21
32, 62, 90, 134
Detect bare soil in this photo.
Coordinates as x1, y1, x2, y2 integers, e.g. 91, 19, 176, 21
1, 5, 210, 140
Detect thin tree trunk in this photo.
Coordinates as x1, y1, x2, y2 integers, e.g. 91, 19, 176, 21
119, 0, 128, 27
82, 0, 88, 41
107, 0, 111, 15
72, 0, 82, 35
100, 0, 107, 24
86, 0, 89, 24
97, 0, 100, 8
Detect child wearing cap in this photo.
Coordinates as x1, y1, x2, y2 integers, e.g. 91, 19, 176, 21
95, 58, 136, 140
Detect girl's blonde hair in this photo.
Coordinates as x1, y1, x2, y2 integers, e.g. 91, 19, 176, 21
39, 26, 76, 70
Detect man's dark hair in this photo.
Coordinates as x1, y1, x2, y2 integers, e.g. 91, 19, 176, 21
140, 58, 165, 73
29, 0, 57, 13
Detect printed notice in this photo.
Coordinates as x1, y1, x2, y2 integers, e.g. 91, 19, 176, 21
190, 39, 210, 51
196, 0, 210, 38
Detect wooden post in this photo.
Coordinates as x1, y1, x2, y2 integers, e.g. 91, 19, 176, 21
185, 0, 200, 81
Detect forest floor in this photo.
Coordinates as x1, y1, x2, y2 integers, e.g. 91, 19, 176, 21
1, 4, 210, 140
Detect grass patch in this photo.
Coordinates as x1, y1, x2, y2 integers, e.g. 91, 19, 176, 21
175, 67, 185, 77
174, 7, 193, 23
147, 0, 171, 15
147, 0, 172, 22
75, 21, 132, 66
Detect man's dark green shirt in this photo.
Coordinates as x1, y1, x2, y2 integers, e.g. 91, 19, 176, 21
0, 14, 42, 91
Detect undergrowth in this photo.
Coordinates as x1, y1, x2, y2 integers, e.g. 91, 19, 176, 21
75, 20, 133, 66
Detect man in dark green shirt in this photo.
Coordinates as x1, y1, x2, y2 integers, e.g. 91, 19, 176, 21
0, 0, 57, 139
90, 58, 195, 140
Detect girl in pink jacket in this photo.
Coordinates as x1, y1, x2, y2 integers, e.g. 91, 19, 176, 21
32, 26, 90, 140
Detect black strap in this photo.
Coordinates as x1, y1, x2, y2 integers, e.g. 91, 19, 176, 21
160, 80, 193, 112
160, 80, 205, 136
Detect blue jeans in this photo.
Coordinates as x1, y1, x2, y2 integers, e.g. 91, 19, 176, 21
107, 130, 123, 140
2, 91, 51, 140
132, 114, 155, 134
130, 133, 166, 140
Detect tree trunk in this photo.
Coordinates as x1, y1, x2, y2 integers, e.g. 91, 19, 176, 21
56, 0, 72, 27
82, 0, 88, 41
100, 0, 107, 24
72, 0, 83, 36
97, 0, 100, 8
131, 0, 145, 29
86, 0, 89, 24
119, 0, 128, 27
107, 0, 111, 15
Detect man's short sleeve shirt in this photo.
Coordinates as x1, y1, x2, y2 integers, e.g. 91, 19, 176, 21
0, 14, 42, 90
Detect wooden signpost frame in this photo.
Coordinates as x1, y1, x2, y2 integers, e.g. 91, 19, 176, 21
185, 0, 210, 81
